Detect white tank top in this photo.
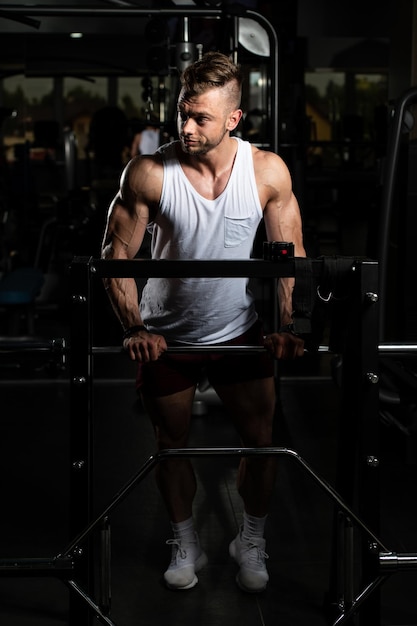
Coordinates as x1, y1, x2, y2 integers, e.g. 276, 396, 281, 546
140, 136, 263, 344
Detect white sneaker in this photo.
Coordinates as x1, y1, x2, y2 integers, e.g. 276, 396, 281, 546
164, 532, 208, 590
229, 528, 269, 593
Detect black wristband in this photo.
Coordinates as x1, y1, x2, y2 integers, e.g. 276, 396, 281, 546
278, 323, 299, 336
122, 325, 148, 341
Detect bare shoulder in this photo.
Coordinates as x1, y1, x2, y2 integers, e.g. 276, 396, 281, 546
120, 153, 164, 206
251, 145, 291, 183
251, 145, 293, 206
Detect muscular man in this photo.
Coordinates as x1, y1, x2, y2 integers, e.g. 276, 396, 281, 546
102, 51, 305, 593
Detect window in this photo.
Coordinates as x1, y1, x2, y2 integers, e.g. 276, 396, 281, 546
305, 71, 345, 142
63, 76, 108, 159
305, 70, 388, 169
1, 75, 54, 162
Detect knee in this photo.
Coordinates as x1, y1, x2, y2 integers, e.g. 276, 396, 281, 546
241, 416, 274, 448
154, 423, 190, 450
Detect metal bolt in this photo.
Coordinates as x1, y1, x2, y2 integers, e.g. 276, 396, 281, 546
90, 265, 97, 273
366, 455, 379, 467
72, 460, 85, 470
72, 376, 86, 385
368, 542, 379, 553
366, 291, 379, 303
72, 294, 86, 303
366, 372, 379, 384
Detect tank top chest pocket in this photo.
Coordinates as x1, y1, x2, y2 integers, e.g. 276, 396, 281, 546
224, 210, 259, 248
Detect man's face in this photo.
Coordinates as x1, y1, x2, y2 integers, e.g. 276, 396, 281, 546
176, 87, 241, 156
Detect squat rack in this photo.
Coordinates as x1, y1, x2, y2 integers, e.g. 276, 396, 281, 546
1, 254, 416, 626
70, 254, 378, 625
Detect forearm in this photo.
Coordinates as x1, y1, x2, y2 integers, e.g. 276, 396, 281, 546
104, 276, 143, 331
101, 201, 148, 331
277, 277, 295, 327
277, 239, 307, 327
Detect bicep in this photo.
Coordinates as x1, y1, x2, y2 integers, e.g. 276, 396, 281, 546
256, 151, 304, 256
102, 196, 149, 261
264, 191, 305, 257
102, 155, 161, 261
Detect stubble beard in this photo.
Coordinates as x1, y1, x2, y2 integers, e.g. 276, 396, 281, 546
180, 127, 229, 156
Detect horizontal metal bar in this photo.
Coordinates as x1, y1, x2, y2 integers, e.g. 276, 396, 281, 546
89, 258, 298, 279
0, 338, 65, 353
92, 344, 331, 355
93, 344, 266, 355
0, 340, 332, 357
0, 5, 224, 18
0, 374, 335, 388
3, 340, 414, 358
0, 378, 69, 387
158, 448, 388, 551
379, 343, 417, 356
60, 446, 388, 560
379, 552, 417, 571
73, 256, 377, 280
0, 556, 73, 576
10, 338, 415, 361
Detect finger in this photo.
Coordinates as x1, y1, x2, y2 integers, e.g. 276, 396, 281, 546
149, 343, 161, 361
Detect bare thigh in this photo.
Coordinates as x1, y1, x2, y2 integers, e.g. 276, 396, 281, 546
212, 376, 276, 446
141, 386, 197, 449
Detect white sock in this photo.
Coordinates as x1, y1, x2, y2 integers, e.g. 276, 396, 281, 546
242, 510, 267, 540
171, 517, 195, 541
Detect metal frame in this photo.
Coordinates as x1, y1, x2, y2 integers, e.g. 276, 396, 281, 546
2, 255, 417, 626
82, 256, 377, 624
71, 255, 384, 626
70, 255, 382, 626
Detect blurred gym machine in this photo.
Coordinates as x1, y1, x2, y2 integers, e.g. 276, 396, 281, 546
376, 87, 417, 465
0, 3, 279, 151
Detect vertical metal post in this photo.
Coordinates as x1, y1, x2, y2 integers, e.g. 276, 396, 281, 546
335, 260, 380, 624
69, 256, 95, 625
377, 87, 417, 341
355, 261, 380, 626
98, 517, 112, 615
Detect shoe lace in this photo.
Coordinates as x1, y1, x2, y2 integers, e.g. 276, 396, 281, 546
166, 538, 188, 561
244, 541, 269, 566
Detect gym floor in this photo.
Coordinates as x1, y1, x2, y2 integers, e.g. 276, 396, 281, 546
0, 307, 416, 626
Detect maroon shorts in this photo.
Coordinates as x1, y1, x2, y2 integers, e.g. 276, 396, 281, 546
135, 320, 274, 397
